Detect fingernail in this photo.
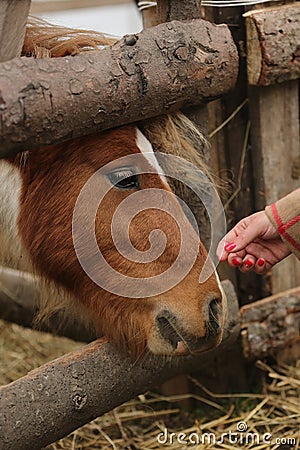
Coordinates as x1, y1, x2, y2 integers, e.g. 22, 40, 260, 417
244, 259, 253, 268
258, 258, 265, 267
232, 258, 241, 266
225, 242, 236, 252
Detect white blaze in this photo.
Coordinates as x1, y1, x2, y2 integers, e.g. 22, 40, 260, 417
135, 127, 167, 183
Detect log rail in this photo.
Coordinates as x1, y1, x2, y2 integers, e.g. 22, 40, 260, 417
0, 18, 238, 158
0, 280, 240, 450
241, 286, 300, 362
0, 0, 299, 448
1, 277, 300, 449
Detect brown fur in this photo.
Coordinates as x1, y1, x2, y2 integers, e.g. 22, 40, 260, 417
5, 18, 226, 357
16, 125, 221, 355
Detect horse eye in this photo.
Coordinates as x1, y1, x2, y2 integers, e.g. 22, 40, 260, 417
107, 168, 140, 190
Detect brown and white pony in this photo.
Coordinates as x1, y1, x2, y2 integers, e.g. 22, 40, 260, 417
0, 19, 226, 358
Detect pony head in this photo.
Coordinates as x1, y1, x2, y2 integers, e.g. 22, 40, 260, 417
8, 19, 228, 358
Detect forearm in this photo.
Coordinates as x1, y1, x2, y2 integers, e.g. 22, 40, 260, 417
265, 189, 300, 259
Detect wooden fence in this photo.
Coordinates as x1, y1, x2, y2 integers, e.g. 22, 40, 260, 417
0, 0, 299, 448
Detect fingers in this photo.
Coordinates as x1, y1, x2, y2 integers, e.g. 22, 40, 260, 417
216, 233, 238, 262
227, 252, 244, 268
242, 255, 269, 274
254, 258, 267, 274
216, 213, 264, 262
216, 210, 287, 275
222, 226, 260, 255
240, 255, 256, 273
227, 253, 257, 272
227, 254, 270, 274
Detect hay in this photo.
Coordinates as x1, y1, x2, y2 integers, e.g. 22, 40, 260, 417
0, 319, 299, 450
0, 318, 81, 386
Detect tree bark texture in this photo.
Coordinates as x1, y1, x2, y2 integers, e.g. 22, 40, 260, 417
0, 281, 239, 450
245, 3, 300, 86
155, 0, 213, 249
1, 277, 299, 448
0, 19, 238, 158
0, 266, 38, 327
157, 0, 201, 22
240, 286, 300, 361
248, 79, 300, 294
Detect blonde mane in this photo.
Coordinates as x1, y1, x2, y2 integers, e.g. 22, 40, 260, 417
11, 18, 225, 348
23, 17, 115, 58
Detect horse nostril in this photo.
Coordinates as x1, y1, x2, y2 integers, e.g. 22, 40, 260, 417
208, 297, 220, 335
156, 311, 182, 349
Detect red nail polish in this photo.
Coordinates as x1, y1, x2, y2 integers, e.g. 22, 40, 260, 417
225, 242, 236, 252
232, 258, 240, 266
258, 258, 265, 267
244, 259, 253, 268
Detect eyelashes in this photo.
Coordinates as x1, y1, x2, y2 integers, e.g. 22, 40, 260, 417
107, 167, 140, 190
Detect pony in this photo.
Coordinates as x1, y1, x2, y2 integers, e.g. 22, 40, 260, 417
0, 18, 226, 358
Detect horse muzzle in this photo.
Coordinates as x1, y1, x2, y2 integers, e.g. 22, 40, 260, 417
148, 296, 225, 356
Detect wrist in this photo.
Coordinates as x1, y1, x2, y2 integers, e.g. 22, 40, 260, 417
265, 191, 300, 259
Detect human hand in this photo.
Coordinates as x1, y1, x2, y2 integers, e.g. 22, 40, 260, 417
216, 211, 291, 273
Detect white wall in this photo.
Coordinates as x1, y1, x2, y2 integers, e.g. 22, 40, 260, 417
37, 3, 143, 38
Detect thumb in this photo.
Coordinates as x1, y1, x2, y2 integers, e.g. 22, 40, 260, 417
226, 221, 262, 253
217, 218, 261, 261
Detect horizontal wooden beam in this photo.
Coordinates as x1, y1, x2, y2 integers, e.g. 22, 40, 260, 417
0, 266, 96, 342
30, 0, 131, 14
0, 280, 239, 450
0, 19, 238, 158
245, 3, 300, 86
1, 266, 299, 449
0, 266, 38, 323
3, 262, 299, 365
240, 286, 300, 361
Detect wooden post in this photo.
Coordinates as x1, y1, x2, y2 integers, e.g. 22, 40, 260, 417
200, 4, 266, 393
137, 1, 216, 247
0, 0, 31, 62
249, 80, 300, 294
206, 5, 262, 303
155, 1, 210, 169
247, 3, 300, 295
245, 3, 300, 86
138, 0, 251, 393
